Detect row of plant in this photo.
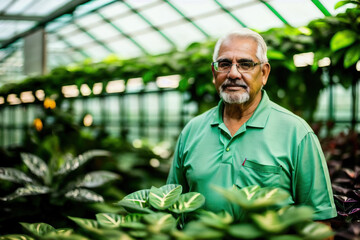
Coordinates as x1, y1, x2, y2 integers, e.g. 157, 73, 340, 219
0, 1, 359, 120
0, 184, 334, 240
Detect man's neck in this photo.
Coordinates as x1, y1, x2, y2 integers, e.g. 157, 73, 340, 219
222, 92, 262, 136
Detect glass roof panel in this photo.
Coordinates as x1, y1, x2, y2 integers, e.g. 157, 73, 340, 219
98, 1, 130, 17
162, 22, 206, 50
73, 0, 115, 17
168, 0, 220, 18
85, 22, 122, 41
322, 0, 352, 14
0, 21, 35, 40
124, 0, 158, 8
75, 13, 103, 27
217, 0, 255, 8
107, 38, 142, 59
83, 45, 110, 60
194, 12, 244, 38
231, 3, 284, 31
131, 31, 173, 55
269, 0, 323, 27
6, 0, 34, 14
0, 0, 13, 11
46, 14, 73, 32
57, 24, 79, 36
61, 30, 95, 47
140, 2, 183, 26
24, 0, 72, 16
111, 14, 149, 34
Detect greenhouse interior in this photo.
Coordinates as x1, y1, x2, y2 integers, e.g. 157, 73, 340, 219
0, 0, 359, 239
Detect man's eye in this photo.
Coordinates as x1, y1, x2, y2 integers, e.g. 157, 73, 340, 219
240, 62, 253, 69
219, 62, 231, 68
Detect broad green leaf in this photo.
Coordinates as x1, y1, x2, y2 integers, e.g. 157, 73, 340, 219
214, 185, 289, 210
169, 192, 205, 213
0, 235, 34, 240
117, 200, 154, 214
252, 206, 313, 234
198, 210, 233, 230
267, 49, 286, 60
96, 213, 123, 228
269, 235, 303, 240
77, 171, 119, 188
1, 185, 50, 201
228, 223, 264, 239
123, 189, 150, 206
182, 221, 224, 239
143, 213, 176, 233
330, 30, 357, 52
335, 0, 359, 9
121, 214, 146, 230
68, 216, 99, 231
276, 206, 314, 227
20, 222, 55, 237
55, 228, 74, 235
20, 153, 49, 182
251, 210, 286, 233
295, 222, 334, 240
344, 44, 360, 68
65, 188, 104, 202
0, 167, 34, 184
55, 150, 111, 176
149, 184, 182, 210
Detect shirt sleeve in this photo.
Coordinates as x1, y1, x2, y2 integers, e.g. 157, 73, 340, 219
293, 132, 337, 220
166, 133, 189, 192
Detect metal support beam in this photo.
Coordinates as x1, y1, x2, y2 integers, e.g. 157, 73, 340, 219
311, 0, 332, 17
121, 1, 176, 49
0, 0, 92, 49
214, 0, 247, 28
97, 12, 149, 55
73, 23, 114, 54
163, 0, 210, 38
54, 33, 90, 59
259, 0, 290, 26
0, 14, 42, 21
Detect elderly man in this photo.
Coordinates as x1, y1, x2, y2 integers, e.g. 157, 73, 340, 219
167, 28, 336, 221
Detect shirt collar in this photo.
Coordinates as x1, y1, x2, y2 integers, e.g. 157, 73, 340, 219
211, 89, 271, 129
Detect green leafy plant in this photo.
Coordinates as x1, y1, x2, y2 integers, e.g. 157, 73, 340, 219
1, 185, 334, 240
178, 185, 334, 240
0, 150, 119, 235
0, 150, 117, 202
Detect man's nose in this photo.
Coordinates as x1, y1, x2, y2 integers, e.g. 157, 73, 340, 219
228, 64, 241, 78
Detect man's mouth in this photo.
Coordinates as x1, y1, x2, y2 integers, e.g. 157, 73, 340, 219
222, 83, 248, 91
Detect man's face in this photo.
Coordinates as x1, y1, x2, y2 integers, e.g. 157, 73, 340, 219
212, 37, 270, 105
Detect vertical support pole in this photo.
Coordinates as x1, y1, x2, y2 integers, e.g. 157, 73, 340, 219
351, 76, 358, 130
159, 89, 165, 141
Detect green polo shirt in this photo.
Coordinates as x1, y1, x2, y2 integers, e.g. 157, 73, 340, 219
167, 90, 337, 221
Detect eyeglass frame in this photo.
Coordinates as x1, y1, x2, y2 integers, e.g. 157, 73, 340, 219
211, 60, 263, 73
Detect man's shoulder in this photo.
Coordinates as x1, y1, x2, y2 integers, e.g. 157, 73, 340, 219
268, 101, 314, 133
182, 106, 218, 132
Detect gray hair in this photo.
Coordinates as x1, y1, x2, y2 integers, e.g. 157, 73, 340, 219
212, 28, 268, 63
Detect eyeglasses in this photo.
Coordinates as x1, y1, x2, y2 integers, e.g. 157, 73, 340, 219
212, 61, 262, 73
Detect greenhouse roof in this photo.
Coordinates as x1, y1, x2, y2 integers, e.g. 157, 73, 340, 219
0, 0, 351, 85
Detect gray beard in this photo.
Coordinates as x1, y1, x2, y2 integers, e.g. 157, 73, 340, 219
219, 91, 250, 104
219, 79, 250, 104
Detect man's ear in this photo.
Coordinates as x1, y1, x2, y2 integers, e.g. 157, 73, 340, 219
211, 65, 216, 84
261, 63, 271, 86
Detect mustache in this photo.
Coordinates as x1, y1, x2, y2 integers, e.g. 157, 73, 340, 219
220, 79, 248, 90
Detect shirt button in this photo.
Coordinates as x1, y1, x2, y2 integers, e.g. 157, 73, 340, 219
226, 148, 230, 152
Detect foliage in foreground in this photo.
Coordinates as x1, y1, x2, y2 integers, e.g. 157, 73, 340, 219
323, 130, 360, 239
0, 185, 334, 240
0, 150, 119, 234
